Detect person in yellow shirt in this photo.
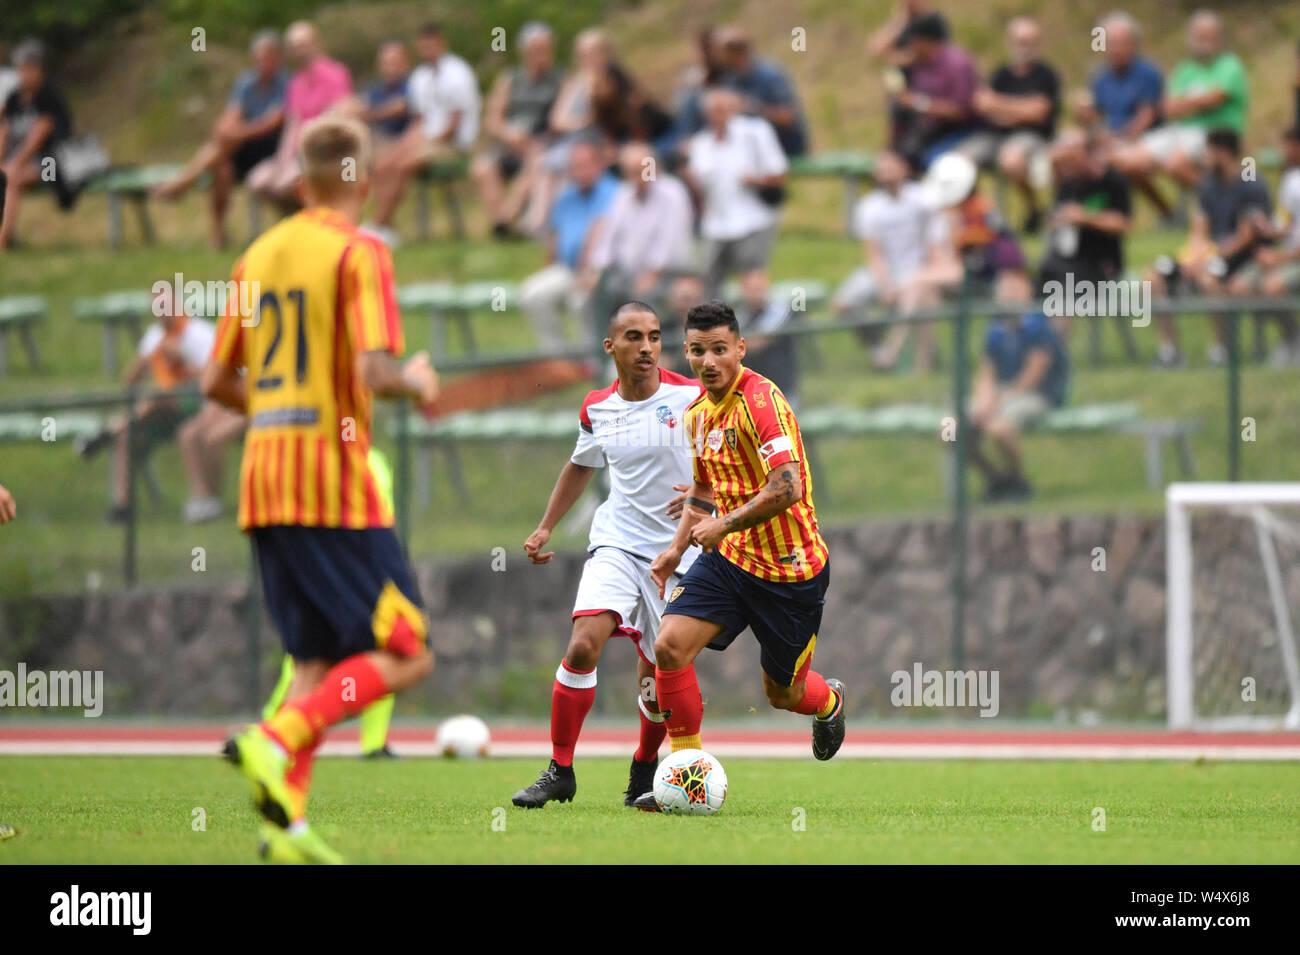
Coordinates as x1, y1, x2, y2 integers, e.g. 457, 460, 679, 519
203, 114, 438, 863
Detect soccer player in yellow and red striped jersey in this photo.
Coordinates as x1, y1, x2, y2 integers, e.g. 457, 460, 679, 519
202, 115, 439, 863
645, 301, 844, 794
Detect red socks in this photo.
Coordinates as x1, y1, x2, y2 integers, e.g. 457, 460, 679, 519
263, 654, 389, 755
635, 695, 667, 762
551, 661, 597, 767
792, 670, 833, 716
655, 664, 703, 751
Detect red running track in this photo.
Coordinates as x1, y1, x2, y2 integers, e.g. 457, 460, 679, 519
2, 724, 1298, 760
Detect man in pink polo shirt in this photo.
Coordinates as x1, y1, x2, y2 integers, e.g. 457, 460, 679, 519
247, 20, 353, 209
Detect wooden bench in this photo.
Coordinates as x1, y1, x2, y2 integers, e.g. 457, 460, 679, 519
413, 156, 469, 241
82, 165, 203, 249
789, 151, 875, 234
0, 295, 47, 376
75, 290, 154, 377
397, 280, 520, 357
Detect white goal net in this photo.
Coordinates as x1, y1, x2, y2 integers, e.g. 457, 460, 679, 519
1167, 483, 1300, 730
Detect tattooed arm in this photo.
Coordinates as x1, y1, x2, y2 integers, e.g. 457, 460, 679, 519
689, 463, 803, 552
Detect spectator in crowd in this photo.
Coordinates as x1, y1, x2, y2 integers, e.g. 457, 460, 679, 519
967, 270, 1070, 502
1037, 127, 1132, 307
735, 271, 800, 405
1075, 12, 1162, 138
667, 29, 725, 158
0, 40, 72, 251
662, 271, 708, 375
683, 87, 788, 298
246, 21, 352, 210
153, 30, 287, 247
890, 13, 980, 169
0, 40, 18, 106
966, 17, 1061, 232
1147, 127, 1273, 368
74, 291, 216, 523
1226, 125, 1300, 366
832, 148, 954, 371
715, 26, 809, 157
590, 62, 674, 152
1072, 12, 1166, 215
518, 137, 619, 351
472, 21, 562, 239
588, 141, 695, 329
519, 29, 612, 236
177, 401, 246, 523
0, 479, 13, 525
1112, 10, 1249, 200
866, 0, 942, 66
362, 41, 413, 142
368, 22, 480, 244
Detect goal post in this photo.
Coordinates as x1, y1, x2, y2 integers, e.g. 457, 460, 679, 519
1166, 483, 1300, 730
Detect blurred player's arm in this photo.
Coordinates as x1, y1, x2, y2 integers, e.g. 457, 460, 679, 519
201, 360, 247, 413
0, 481, 15, 524
357, 349, 439, 405
524, 461, 597, 564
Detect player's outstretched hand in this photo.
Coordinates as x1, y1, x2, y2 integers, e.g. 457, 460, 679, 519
650, 548, 682, 599
0, 482, 15, 524
402, 351, 440, 409
524, 526, 554, 564
666, 483, 691, 521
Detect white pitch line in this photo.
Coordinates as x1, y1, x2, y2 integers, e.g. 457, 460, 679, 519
2, 741, 1299, 760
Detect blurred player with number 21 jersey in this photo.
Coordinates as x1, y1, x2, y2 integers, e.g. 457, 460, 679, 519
512, 302, 707, 809
202, 115, 439, 863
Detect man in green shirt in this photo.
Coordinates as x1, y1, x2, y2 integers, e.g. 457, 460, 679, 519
1114, 10, 1248, 192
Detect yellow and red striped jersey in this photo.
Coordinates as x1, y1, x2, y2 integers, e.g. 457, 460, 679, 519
685, 366, 828, 582
211, 208, 403, 530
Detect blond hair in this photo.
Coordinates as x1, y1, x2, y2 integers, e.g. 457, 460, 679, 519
297, 115, 371, 199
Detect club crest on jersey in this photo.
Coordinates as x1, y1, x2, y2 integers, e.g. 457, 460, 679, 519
724, 428, 737, 450
669, 586, 685, 602
655, 404, 678, 429
706, 428, 725, 452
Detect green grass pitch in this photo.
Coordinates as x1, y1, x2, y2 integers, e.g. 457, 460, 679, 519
2, 756, 1298, 864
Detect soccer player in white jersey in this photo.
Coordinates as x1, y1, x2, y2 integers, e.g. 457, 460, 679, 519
512, 301, 706, 808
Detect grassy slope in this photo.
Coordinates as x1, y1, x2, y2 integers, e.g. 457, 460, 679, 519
1, 756, 1298, 863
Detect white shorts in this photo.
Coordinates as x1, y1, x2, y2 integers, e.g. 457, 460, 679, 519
1140, 124, 1207, 164
572, 547, 668, 665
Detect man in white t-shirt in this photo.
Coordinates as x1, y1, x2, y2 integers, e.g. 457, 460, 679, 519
832, 148, 957, 371
1229, 125, 1300, 365
74, 291, 217, 523
370, 23, 481, 239
684, 87, 787, 297
512, 302, 706, 810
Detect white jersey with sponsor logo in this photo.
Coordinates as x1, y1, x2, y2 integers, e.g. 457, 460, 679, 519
572, 368, 703, 573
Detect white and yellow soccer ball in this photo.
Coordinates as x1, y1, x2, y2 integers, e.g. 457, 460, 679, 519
436, 715, 491, 758
652, 748, 728, 815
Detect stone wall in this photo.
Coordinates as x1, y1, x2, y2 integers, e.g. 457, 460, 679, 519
0, 514, 1175, 720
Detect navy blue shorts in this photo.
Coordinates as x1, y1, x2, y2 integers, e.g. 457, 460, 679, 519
663, 549, 830, 686
252, 525, 427, 663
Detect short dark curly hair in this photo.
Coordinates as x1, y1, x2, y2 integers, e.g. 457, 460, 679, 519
685, 300, 739, 335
